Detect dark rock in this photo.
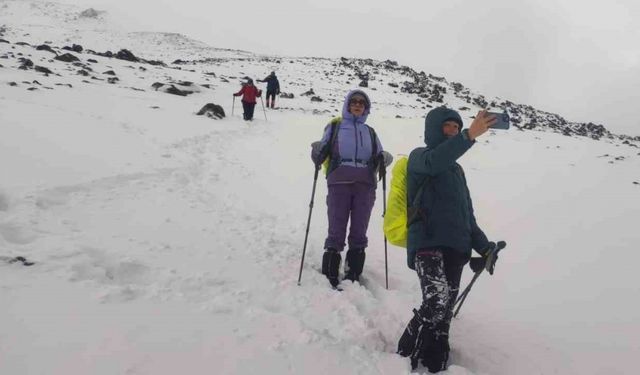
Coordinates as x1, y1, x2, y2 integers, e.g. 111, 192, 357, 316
358, 79, 368, 88
165, 85, 192, 96
388, 82, 399, 88
0, 39, 10, 44
77, 69, 90, 76
103, 70, 116, 75
34, 65, 53, 74
196, 103, 226, 119
55, 83, 73, 88
62, 44, 83, 53
18, 58, 34, 69
151, 82, 164, 90
633, 181, 639, 185
107, 77, 119, 84
55, 53, 80, 62
139, 66, 147, 71
301, 88, 315, 96
36, 44, 57, 54
15, 42, 31, 46
32, 80, 41, 85
145, 59, 166, 66
27, 87, 38, 91
172, 59, 188, 64
310, 96, 323, 102
204, 72, 216, 77
87, 59, 98, 63
8, 82, 17, 86
93, 50, 113, 58
115, 49, 138, 62
79, 8, 100, 18
280, 92, 294, 99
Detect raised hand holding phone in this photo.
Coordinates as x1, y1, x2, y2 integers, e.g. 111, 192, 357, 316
467, 110, 496, 140
487, 111, 510, 129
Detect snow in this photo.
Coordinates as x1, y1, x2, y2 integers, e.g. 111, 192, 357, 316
1, 1, 640, 374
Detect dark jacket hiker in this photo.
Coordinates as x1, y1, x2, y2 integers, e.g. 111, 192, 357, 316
397, 107, 497, 372
258, 72, 280, 108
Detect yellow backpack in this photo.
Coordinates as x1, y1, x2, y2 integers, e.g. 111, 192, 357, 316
383, 156, 431, 248
383, 156, 409, 247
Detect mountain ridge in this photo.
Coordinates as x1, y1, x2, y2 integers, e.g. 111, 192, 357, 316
1, 0, 639, 147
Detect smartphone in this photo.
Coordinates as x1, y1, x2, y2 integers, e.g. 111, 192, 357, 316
487, 111, 510, 130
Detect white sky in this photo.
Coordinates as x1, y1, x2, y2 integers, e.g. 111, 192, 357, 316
57, 0, 640, 136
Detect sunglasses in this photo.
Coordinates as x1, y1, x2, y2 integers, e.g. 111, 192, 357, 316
349, 98, 367, 106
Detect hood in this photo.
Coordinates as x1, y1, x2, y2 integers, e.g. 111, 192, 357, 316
341, 89, 371, 123
424, 107, 464, 148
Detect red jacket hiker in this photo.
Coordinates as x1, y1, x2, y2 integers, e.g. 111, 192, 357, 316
234, 83, 262, 104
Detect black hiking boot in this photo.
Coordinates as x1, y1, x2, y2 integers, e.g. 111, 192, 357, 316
321, 248, 341, 288
344, 248, 365, 282
397, 308, 427, 358
421, 333, 450, 373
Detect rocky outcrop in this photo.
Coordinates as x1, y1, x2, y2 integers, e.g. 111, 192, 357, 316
55, 53, 80, 62
196, 103, 225, 119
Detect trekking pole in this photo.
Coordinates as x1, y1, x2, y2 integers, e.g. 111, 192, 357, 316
453, 241, 506, 317
260, 97, 268, 121
297, 164, 321, 286
380, 160, 389, 290
453, 270, 482, 317
232, 96, 235, 116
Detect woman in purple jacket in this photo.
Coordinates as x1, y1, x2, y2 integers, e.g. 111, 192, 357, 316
311, 90, 392, 288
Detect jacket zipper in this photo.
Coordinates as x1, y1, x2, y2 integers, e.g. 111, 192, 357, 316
353, 118, 359, 166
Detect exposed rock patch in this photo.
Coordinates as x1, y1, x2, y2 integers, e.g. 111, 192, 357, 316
55, 53, 80, 63
196, 103, 226, 119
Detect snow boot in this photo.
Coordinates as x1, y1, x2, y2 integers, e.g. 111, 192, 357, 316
420, 332, 450, 373
321, 248, 341, 288
397, 309, 428, 360
344, 248, 365, 282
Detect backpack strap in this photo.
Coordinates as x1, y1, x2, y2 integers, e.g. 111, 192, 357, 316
407, 175, 431, 226
322, 117, 342, 175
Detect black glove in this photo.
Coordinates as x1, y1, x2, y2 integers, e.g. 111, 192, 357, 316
377, 154, 386, 181
471, 241, 506, 275
469, 257, 485, 273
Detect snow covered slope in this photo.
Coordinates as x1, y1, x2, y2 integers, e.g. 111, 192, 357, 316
2, 1, 640, 374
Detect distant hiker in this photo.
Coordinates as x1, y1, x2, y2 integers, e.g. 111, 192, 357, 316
257, 71, 280, 108
310, 90, 392, 288
233, 78, 262, 120
396, 107, 497, 372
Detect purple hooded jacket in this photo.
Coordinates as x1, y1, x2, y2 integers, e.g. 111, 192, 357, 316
313, 90, 384, 186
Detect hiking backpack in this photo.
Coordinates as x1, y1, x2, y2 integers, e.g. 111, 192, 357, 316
383, 156, 430, 248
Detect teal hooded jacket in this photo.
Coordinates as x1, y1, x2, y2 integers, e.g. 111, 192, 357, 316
406, 107, 489, 269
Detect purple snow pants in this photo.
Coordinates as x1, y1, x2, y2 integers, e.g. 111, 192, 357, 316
324, 182, 376, 251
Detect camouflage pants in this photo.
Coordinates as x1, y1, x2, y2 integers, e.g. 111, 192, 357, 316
398, 248, 468, 371
416, 248, 466, 338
